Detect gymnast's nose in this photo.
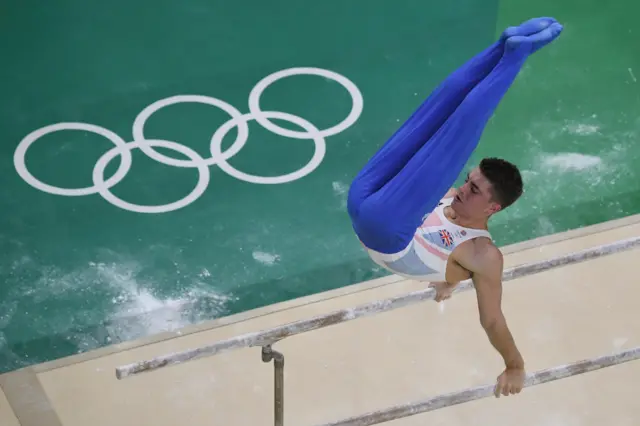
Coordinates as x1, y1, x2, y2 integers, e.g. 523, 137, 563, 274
453, 186, 464, 201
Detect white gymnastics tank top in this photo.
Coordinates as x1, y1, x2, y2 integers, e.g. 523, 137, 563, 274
366, 197, 492, 281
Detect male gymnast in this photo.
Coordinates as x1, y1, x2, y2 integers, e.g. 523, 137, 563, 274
347, 17, 564, 397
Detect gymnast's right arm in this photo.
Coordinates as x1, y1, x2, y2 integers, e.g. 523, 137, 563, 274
454, 242, 526, 396
467, 245, 526, 396
471, 248, 524, 369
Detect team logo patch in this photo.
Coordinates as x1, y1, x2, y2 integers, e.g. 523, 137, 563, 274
439, 229, 454, 247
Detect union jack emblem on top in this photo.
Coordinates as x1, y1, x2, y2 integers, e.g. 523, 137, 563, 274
439, 229, 454, 247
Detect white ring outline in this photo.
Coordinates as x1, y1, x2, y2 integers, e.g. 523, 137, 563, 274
13, 67, 364, 213
248, 67, 364, 140
132, 95, 250, 168
14, 122, 131, 196
92, 139, 211, 214
210, 111, 326, 184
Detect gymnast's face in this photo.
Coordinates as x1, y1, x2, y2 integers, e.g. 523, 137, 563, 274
451, 168, 502, 219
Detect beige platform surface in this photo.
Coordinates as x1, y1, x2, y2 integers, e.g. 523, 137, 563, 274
0, 386, 20, 426
2, 215, 640, 426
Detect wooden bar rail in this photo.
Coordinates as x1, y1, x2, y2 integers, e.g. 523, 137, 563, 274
317, 345, 640, 426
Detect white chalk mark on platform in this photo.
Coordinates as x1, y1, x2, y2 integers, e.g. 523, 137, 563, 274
332, 181, 349, 209
541, 152, 602, 171
629, 68, 637, 83
252, 251, 280, 266
562, 123, 600, 136
332, 181, 348, 195
613, 337, 629, 349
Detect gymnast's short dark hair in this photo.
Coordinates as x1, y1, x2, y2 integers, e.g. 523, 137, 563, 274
479, 157, 523, 210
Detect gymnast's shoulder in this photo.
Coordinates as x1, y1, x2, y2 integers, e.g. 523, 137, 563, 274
453, 235, 503, 277
443, 187, 457, 198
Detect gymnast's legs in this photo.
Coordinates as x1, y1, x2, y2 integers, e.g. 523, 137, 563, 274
347, 17, 564, 255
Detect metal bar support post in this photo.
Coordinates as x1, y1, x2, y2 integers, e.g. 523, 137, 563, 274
262, 345, 285, 426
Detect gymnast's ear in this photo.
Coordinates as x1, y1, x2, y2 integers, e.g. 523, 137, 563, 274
487, 202, 502, 215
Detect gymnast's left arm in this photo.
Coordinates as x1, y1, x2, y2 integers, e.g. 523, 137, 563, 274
470, 246, 526, 396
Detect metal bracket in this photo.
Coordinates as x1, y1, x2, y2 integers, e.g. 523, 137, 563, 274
262, 345, 285, 426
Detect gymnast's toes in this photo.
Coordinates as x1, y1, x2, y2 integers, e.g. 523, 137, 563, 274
505, 22, 563, 54
501, 17, 557, 40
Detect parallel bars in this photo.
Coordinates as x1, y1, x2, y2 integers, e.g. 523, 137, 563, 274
116, 235, 640, 379
113, 234, 640, 426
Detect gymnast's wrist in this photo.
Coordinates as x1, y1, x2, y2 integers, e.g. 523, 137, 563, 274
505, 356, 525, 370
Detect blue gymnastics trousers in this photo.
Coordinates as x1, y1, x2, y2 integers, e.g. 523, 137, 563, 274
347, 17, 563, 254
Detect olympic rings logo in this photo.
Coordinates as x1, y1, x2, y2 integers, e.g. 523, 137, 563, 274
13, 67, 363, 214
